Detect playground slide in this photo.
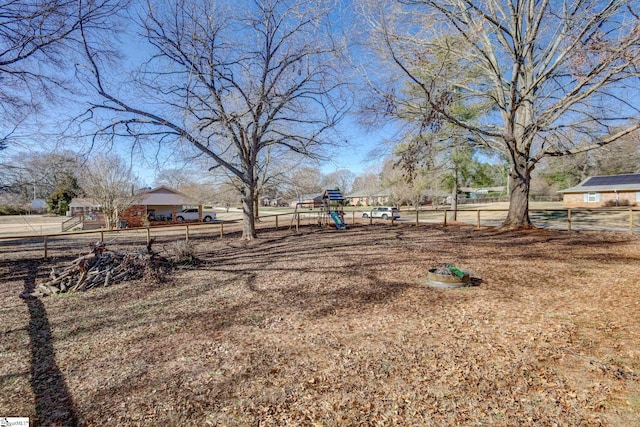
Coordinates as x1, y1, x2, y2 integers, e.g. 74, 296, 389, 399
329, 211, 347, 230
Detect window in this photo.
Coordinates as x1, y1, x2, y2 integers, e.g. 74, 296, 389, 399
584, 192, 600, 203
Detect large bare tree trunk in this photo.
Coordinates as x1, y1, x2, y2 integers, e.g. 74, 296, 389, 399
254, 193, 260, 222
241, 158, 258, 240
503, 155, 533, 229
241, 180, 257, 240
106, 213, 115, 230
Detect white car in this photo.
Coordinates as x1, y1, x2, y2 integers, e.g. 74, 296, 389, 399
175, 208, 216, 222
362, 206, 400, 220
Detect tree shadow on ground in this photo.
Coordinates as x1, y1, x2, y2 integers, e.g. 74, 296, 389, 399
21, 263, 78, 426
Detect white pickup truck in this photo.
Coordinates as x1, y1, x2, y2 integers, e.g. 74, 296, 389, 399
175, 208, 216, 222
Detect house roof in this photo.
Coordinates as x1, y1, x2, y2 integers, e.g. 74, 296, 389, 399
69, 198, 100, 208
559, 173, 640, 193
134, 185, 196, 206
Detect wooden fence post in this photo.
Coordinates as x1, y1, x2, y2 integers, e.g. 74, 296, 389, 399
443, 209, 447, 226
146, 227, 151, 244
220, 222, 224, 238
416, 209, 419, 226
44, 236, 48, 259
100, 230, 104, 242
185, 225, 190, 242
275, 215, 279, 229
630, 209, 634, 235
352, 211, 355, 225
476, 210, 481, 229
567, 209, 572, 234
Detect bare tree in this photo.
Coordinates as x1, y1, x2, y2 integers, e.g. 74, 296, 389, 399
79, 154, 138, 229
321, 169, 355, 193
253, 146, 305, 218
152, 167, 200, 192
351, 172, 383, 205
281, 165, 324, 201
0, 151, 80, 201
78, 0, 350, 239
216, 181, 241, 212
0, 0, 125, 147
591, 132, 640, 176
206, 144, 306, 217
537, 131, 640, 192
380, 159, 420, 207
360, 0, 640, 228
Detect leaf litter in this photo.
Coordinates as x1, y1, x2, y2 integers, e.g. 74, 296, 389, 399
1, 224, 639, 426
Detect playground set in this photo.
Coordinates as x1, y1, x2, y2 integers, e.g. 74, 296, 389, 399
290, 189, 347, 230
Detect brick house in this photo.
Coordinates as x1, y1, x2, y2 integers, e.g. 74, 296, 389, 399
344, 189, 392, 207
119, 186, 198, 227
559, 173, 640, 207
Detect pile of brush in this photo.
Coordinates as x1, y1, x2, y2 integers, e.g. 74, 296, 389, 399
20, 241, 170, 298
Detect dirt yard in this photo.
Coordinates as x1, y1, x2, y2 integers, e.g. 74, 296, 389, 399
1, 224, 639, 426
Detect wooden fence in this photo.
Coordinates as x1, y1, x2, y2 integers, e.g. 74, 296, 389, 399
0, 208, 638, 260
435, 207, 639, 235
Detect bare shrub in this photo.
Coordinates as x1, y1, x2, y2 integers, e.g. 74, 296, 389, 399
168, 240, 198, 265
603, 199, 634, 207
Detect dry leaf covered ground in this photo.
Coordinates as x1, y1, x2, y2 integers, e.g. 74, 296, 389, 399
1, 224, 639, 426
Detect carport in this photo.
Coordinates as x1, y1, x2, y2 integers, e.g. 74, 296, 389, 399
119, 186, 199, 227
